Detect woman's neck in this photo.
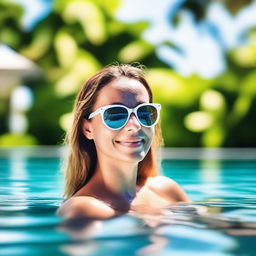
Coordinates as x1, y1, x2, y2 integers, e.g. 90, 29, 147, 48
80, 159, 138, 212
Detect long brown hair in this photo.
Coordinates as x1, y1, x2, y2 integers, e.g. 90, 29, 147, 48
64, 64, 163, 197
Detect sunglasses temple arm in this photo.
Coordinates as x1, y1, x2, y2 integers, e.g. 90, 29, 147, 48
88, 108, 102, 119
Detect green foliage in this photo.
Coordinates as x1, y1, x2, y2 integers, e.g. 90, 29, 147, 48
15, 0, 167, 145
0, 0, 24, 47
0, 133, 37, 146
1, 0, 256, 147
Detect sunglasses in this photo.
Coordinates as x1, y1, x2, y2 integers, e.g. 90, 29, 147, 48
88, 103, 161, 130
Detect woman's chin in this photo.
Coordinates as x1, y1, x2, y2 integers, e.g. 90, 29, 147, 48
120, 151, 147, 163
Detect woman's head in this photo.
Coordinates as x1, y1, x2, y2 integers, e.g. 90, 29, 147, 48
64, 64, 163, 197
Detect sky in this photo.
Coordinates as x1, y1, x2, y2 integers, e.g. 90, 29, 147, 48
12, 0, 52, 30
11, 0, 256, 79
117, 0, 256, 78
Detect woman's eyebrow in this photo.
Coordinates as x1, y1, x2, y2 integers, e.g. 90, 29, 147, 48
110, 102, 125, 105
110, 102, 145, 105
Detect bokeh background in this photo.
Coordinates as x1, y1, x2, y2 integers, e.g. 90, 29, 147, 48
1, 0, 256, 147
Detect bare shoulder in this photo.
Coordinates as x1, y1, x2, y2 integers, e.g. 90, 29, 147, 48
145, 176, 191, 203
57, 196, 117, 219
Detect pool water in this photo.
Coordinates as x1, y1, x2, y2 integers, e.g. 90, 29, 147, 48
0, 148, 256, 256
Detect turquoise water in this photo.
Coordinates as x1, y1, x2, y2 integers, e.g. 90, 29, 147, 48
0, 148, 256, 255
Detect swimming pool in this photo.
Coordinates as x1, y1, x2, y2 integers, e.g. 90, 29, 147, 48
0, 147, 256, 255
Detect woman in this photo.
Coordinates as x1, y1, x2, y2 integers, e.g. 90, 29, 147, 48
57, 64, 190, 219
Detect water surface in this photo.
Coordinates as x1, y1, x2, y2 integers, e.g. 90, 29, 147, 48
0, 147, 256, 255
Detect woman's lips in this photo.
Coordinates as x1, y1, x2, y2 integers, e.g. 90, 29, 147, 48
116, 139, 144, 148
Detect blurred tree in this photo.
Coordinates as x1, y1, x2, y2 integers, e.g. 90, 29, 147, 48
163, 0, 256, 146
1, 0, 255, 147
17, 0, 168, 145
0, 1, 24, 138
173, 0, 254, 22
0, 0, 24, 48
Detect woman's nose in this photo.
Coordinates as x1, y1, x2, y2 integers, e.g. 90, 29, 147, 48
124, 113, 141, 131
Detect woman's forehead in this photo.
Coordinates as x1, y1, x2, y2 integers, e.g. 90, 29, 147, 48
95, 77, 150, 107
107, 77, 147, 92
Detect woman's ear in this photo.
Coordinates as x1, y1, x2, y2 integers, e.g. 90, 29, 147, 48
82, 119, 94, 140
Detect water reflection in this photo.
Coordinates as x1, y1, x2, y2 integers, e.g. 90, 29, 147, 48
56, 202, 256, 255
200, 159, 222, 185
58, 215, 168, 256
1, 154, 256, 255
1, 196, 256, 255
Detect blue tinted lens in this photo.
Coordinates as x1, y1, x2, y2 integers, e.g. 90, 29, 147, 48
103, 107, 128, 129
137, 105, 158, 126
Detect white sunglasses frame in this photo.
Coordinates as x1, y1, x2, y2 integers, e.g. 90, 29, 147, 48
88, 103, 161, 130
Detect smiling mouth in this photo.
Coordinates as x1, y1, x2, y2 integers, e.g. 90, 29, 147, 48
116, 139, 144, 147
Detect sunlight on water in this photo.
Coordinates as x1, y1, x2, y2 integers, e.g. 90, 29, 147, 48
0, 148, 256, 255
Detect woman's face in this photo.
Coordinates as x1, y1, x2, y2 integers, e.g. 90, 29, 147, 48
82, 77, 154, 164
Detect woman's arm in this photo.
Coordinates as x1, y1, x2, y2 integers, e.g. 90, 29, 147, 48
57, 196, 119, 219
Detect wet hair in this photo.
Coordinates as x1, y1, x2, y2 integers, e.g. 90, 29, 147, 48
63, 63, 163, 197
